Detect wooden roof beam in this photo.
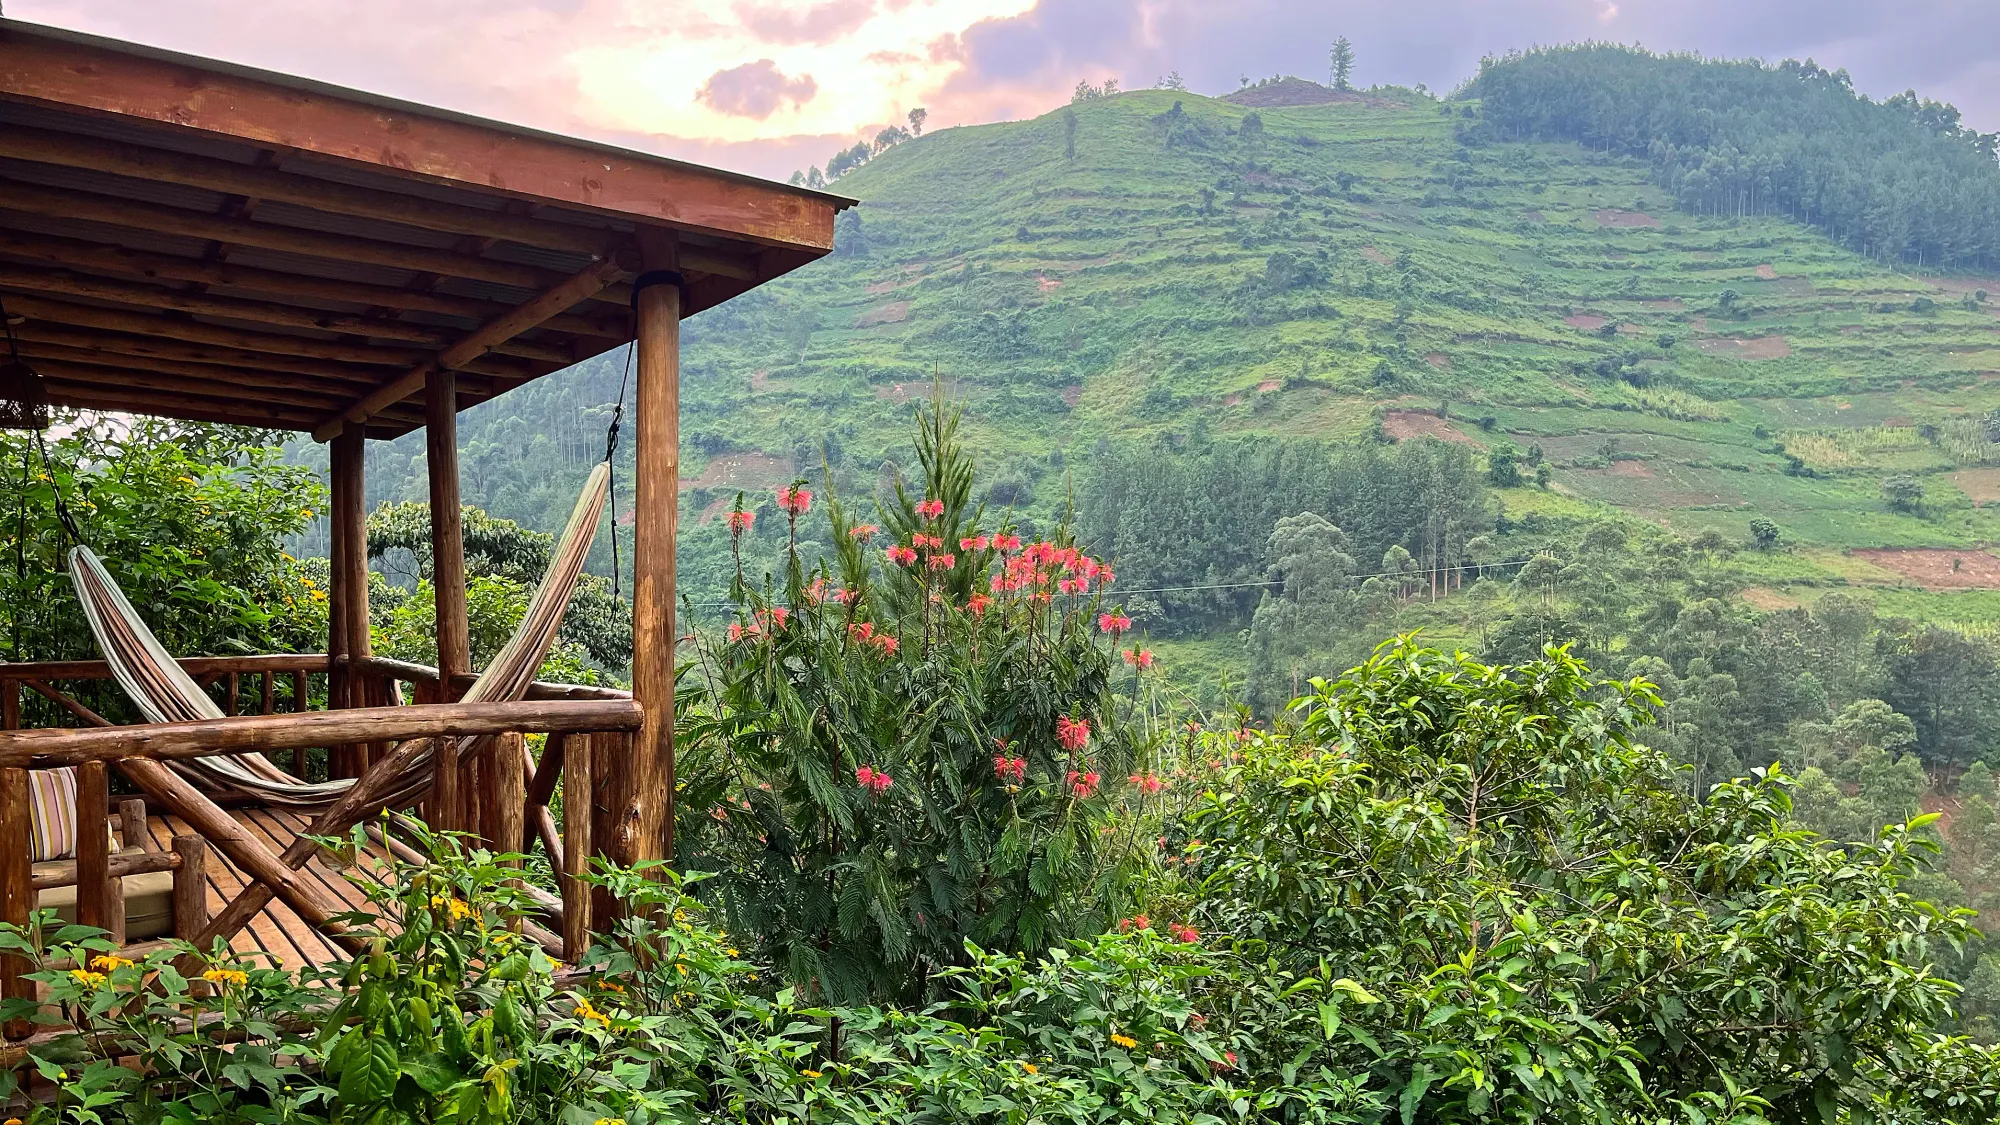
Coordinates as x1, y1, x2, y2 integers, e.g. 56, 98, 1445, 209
11, 321, 439, 383
37, 357, 368, 413
0, 124, 623, 257
0, 264, 577, 363
0, 178, 585, 293
21, 340, 375, 391
3, 291, 543, 375
314, 258, 624, 440
0, 228, 632, 337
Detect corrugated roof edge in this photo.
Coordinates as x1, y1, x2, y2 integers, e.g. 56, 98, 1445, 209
0, 18, 859, 213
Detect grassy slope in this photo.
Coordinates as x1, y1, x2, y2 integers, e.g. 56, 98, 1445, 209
668, 86, 2000, 612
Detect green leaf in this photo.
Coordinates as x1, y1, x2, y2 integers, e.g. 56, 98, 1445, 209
1399, 1063, 1436, 1125
338, 1034, 400, 1104
404, 1052, 465, 1096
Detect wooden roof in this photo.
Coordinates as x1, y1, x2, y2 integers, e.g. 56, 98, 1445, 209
0, 19, 849, 439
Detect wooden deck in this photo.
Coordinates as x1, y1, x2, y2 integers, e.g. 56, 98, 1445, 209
144, 806, 393, 970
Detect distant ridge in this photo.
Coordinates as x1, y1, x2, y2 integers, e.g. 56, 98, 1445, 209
1222, 77, 1401, 109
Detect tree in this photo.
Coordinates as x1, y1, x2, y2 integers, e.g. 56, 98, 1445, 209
1884, 474, 1926, 513
1487, 445, 1522, 487
805, 165, 825, 188
1329, 36, 1355, 91
906, 106, 927, 136
1185, 639, 2000, 1122
1749, 516, 1781, 549
1886, 625, 2000, 768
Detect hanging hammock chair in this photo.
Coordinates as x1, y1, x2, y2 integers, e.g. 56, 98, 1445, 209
68, 462, 611, 811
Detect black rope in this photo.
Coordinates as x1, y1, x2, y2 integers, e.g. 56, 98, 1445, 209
603, 341, 634, 600
34, 429, 85, 549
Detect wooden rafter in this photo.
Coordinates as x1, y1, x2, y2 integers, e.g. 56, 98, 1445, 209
0, 179, 580, 292
0, 228, 631, 337
314, 258, 625, 439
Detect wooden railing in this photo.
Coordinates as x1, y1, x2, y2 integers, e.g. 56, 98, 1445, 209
0, 698, 642, 1035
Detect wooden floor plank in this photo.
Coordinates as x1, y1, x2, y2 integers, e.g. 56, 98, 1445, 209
143, 812, 271, 965
147, 810, 320, 970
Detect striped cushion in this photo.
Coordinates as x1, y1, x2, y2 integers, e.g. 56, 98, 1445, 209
28, 767, 80, 863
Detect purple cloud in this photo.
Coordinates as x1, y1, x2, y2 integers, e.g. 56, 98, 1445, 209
697, 59, 820, 119
734, 0, 876, 45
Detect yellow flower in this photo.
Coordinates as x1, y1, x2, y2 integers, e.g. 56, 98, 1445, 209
441, 897, 472, 921
593, 1119, 625, 1125
90, 954, 133, 972
573, 998, 611, 1028
202, 968, 249, 986
800, 1069, 822, 1079
68, 969, 106, 987
1109, 1033, 1139, 1049
1021, 1062, 1039, 1075
727, 947, 740, 956
7, 1115, 25, 1124
675, 963, 688, 975
598, 980, 626, 993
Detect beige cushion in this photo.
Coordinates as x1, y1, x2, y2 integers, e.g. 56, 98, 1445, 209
34, 846, 176, 941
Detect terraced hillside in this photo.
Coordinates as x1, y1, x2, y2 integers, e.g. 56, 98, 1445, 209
363, 80, 2000, 616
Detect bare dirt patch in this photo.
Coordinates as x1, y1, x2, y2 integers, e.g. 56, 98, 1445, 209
685, 452, 792, 494
1695, 335, 1792, 360
1853, 548, 2000, 589
1360, 246, 1394, 266
1037, 274, 1064, 294
1257, 379, 1282, 393
1425, 352, 1451, 370
1604, 459, 1654, 478
1382, 411, 1480, 444
1594, 209, 1660, 228
876, 382, 917, 402
1222, 393, 1244, 407
1741, 586, 1803, 611
855, 301, 912, 328
1060, 384, 1082, 407
1952, 468, 2000, 506
1565, 313, 1609, 330
749, 369, 770, 392
1755, 264, 1777, 280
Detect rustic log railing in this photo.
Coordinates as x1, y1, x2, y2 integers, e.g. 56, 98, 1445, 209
0, 698, 640, 1036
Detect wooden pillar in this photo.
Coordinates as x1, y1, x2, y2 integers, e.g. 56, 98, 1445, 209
75, 761, 110, 935
625, 236, 681, 869
0, 768, 31, 1039
427, 368, 470, 829
330, 429, 371, 776
561, 732, 593, 961
171, 834, 208, 940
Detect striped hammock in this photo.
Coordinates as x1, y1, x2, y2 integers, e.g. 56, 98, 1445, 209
68, 462, 610, 810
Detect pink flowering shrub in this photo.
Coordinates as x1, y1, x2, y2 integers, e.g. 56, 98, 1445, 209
680, 397, 1157, 1004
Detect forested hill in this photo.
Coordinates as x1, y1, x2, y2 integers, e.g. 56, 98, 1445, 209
341, 56, 2000, 619
1468, 45, 2000, 269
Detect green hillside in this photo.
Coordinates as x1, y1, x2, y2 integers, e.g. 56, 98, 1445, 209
347, 67, 2000, 621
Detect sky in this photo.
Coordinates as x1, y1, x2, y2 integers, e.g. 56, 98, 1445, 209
11, 0, 2000, 183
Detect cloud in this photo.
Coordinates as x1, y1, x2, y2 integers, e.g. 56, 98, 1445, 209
10, 0, 1999, 183
697, 59, 820, 118
735, 0, 877, 45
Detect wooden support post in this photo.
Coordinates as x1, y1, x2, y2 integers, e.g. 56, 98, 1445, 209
330, 428, 371, 777
427, 367, 470, 830
527, 734, 565, 867
561, 732, 592, 961
118, 799, 146, 853
291, 670, 310, 779
589, 730, 629, 926
626, 235, 682, 869
75, 761, 110, 935
0, 768, 32, 1038
261, 671, 275, 715
224, 672, 239, 716
171, 835, 208, 941
494, 734, 525, 931
0, 681, 16, 730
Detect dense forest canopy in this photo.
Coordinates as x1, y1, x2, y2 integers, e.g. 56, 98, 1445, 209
1467, 43, 2000, 268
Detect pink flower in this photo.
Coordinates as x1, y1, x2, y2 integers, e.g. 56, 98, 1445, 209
916, 498, 945, 519
1065, 768, 1101, 799
850, 524, 880, 540
776, 486, 813, 515
960, 535, 991, 551
726, 622, 745, 643
966, 593, 992, 615
1212, 1051, 1237, 1073
875, 634, 900, 655
1122, 648, 1155, 669
848, 622, 875, 643
856, 765, 893, 794
1098, 612, 1133, 635
725, 509, 755, 534
1116, 914, 1150, 933
1128, 771, 1167, 795
995, 534, 1023, 552
927, 553, 957, 571
1055, 715, 1091, 752
992, 755, 1027, 783
886, 545, 919, 566
1168, 923, 1199, 944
